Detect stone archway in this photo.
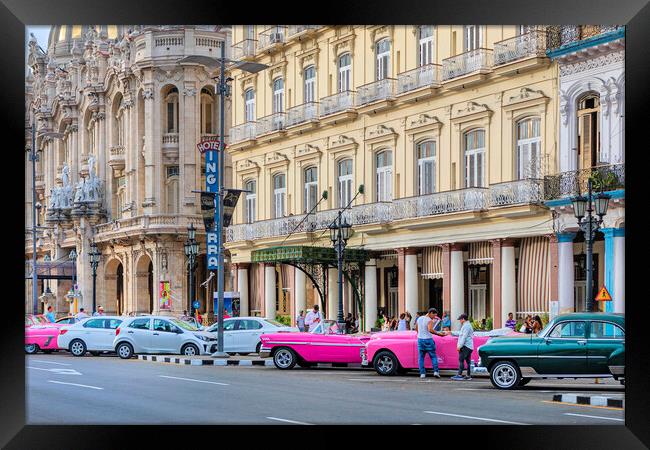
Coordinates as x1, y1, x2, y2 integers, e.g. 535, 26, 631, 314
103, 258, 124, 315
135, 253, 153, 314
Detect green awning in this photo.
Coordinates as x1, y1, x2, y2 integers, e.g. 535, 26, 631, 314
251, 245, 369, 264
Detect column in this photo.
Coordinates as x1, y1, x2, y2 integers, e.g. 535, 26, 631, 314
557, 232, 576, 314
490, 239, 502, 329
364, 259, 378, 332
441, 244, 451, 315
613, 229, 625, 313
501, 240, 516, 326
142, 86, 156, 214
405, 249, 419, 317
237, 263, 249, 317
450, 244, 464, 330
602, 228, 624, 313
327, 267, 338, 320
549, 234, 559, 318
397, 248, 406, 314
294, 267, 306, 321
264, 263, 276, 320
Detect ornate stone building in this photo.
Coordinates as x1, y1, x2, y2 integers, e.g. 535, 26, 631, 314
25, 25, 232, 317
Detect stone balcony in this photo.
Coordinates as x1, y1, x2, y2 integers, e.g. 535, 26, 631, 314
229, 122, 257, 146
319, 91, 357, 124
287, 25, 320, 40
161, 133, 179, 163
256, 113, 286, 138
132, 27, 227, 65
285, 102, 320, 131
356, 78, 396, 109
258, 26, 287, 53
396, 64, 441, 98
543, 164, 625, 200
390, 188, 489, 221
489, 179, 544, 207
442, 48, 494, 84
231, 39, 257, 61
494, 30, 549, 66
108, 145, 125, 170
94, 214, 204, 242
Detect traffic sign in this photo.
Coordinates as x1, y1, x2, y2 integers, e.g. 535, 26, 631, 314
595, 286, 612, 301
192, 300, 200, 309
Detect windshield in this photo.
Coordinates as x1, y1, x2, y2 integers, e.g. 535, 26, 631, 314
309, 320, 339, 335
537, 318, 556, 338
34, 315, 49, 324
170, 318, 198, 331
264, 319, 285, 328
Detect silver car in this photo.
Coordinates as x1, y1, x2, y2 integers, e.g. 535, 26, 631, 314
113, 316, 218, 359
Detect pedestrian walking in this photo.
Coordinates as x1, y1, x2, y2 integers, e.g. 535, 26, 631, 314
92, 306, 105, 316
397, 313, 408, 331
451, 313, 474, 381
45, 305, 55, 323
75, 308, 89, 320
414, 308, 448, 379
441, 311, 451, 331
296, 310, 306, 332
505, 312, 517, 330
304, 304, 322, 332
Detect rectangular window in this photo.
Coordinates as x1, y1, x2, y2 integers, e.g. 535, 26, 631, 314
167, 102, 175, 132
419, 26, 435, 66
464, 25, 483, 51
338, 55, 351, 92
167, 166, 179, 178
246, 193, 256, 223
244, 90, 255, 122
376, 40, 391, 80
304, 66, 316, 103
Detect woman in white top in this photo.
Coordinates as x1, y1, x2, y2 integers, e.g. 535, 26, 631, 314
397, 313, 408, 331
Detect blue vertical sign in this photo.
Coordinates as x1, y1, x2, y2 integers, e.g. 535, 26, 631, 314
205, 149, 219, 270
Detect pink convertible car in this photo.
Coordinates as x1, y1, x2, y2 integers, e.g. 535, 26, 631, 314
259, 320, 370, 369
25, 314, 66, 354
362, 328, 518, 376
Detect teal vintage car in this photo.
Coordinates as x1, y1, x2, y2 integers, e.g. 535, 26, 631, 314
477, 312, 625, 389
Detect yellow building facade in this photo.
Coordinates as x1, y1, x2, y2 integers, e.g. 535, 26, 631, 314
223, 25, 614, 331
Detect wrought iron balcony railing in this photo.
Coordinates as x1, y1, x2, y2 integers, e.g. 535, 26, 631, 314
356, 78, 396, 106
320, 91, 356, 117
390, 188, 489, 220
546, 25, 622, 49
494, 30, 548, 66
489, 179, 544, 207
396, 64, 441, 94
287, 25, 319, 37
229, 122, 256, 144
231, 39, 257, 60
286, 102, 320, 127
256, 113, 286, 136
543, 164, 625, 200
258, 26, 287, 50
442, 48, 494, 81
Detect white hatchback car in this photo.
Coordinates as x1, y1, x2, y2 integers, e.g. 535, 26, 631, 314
113, 316, 218, 359
58, 316, 124, 357
205, 317, 298, 355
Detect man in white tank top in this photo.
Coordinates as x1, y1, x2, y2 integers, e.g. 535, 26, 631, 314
414, 308, 448, 378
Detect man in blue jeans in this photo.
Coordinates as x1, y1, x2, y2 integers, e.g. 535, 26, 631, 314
414, 308, 449, 379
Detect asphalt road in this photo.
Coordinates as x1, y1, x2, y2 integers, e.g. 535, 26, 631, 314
26, 353, 625, 425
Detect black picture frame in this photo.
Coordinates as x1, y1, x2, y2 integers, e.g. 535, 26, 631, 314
1, 0, 647, 447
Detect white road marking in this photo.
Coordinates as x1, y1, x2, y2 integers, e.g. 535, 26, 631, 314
47, 380, 103, 390
563, 413, 624, 422
158, 375, 229, 386
266, 416, 312, 425
27, 367, 82, 375
31, 360, 71, 366
424, 411, 528, 425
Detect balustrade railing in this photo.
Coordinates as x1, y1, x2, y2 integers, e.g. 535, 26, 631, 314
231, 39, 257, 60
442, 48, 494, 80
286, 102, 320, 127
356, 78, 396, 106
110, 145, 125, 156
396, 64, 441, 94
162, 133, 179, 144
258, 26, 287, 50
489, 179, 544, 206
391, 188, 489, 220
229, 122, 256, 144
543, 164, 625, 200
320, 91, 356, 116
287, 25, 319, 37
494, 30, 548, 65
256, 113, 286, 136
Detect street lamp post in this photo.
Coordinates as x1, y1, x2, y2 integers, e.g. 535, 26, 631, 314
89, 241, 101, 314
329, 215, 352, 333
68, 249, 78, 311
184, 223, 199, 317
571, 178, 610, 312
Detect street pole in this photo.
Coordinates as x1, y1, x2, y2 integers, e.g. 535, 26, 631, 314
215, 42, 227, 355
30, 110, 39, 315
585, 179, 594, 312
337, 215, 344, 326
189, 254, 195, 317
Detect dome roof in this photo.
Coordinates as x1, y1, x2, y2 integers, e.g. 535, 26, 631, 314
47, 25, 128, 59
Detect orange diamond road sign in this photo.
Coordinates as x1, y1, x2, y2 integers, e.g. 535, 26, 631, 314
595, 286, 612, 301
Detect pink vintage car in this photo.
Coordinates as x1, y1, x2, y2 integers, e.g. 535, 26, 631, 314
362, 328, 518, 376
259, 320, 371, 369
25, 314, 66, 354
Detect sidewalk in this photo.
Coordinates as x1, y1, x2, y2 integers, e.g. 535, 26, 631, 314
552, 393, 624, 408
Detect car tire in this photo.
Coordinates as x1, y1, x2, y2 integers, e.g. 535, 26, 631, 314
490, 361, 522, 390
373, 350, 400, 376
273, 347, 297, 370
116, 342, 134, 359
69, 339, 87, 357
255, 342, 262, 354
25, 343, 39, 354
182, 343, 200, 357
518, 377, 531, 387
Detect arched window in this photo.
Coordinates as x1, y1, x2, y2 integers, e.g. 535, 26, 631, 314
165, 87, 179, 133
577, 93, 601, 169
337, 159, 353, 207
376, 39, 391, 80
273, 173, 286, 218
464, 25, 484, 51
303, 166, 318, 212
166, 166, 179, 214
516, 117, 541, 179
244, 89, 255, 122
115, 96, 125, 147
58, 26, 67, 42
244, 179, 256, 224
200, 88, 214, 134
272, 78, 284, 113
338, 53, 351, 92
376, 150, 393, 202
419, 26, 435, 66
464, 129, 486, 188
303, 65, 316, 103
417, 141, 436, 195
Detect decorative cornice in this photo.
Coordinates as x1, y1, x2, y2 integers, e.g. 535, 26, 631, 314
328, 134, 357, 152
559, 50, 624, 77
405, 113, 442, 132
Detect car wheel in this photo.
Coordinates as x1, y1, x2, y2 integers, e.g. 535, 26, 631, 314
273, 347, 297, 370
69, 339, 87, 357
373, 350, 400, 376
116, 342, 134, 359
182, 343, 200, 356
25, 343, 39, 354
490, 361, 521, 390
255, 342, 262, 354
518, 377, 531, 387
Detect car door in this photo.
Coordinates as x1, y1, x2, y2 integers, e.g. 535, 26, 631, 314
124, 318, 153, 352
101, 318, 123, 350
536, 320, 587, 375
236, 319, 264, 352
81, 318, 106, 349
586, 321, 625, 375
151, 319, 183, 353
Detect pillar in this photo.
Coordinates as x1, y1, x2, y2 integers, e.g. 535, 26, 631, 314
603, 228, 625, 313
450, 244, 464, 330
397, 248, 407, 314
364, 258, 378, 332
549, 234, 559, 318
558, 232, 577, 314
237, 263, 249, 317
613, 228, 625, 313
405, 249, 419, 317
294, 267, 306, 321
501, 240, 516, 325
441, 244, 451, 315
327, 267, 338, 320
264, 263, 276, 320
490, 239, 502, 328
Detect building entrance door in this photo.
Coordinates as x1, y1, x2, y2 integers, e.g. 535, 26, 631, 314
387, 268, 398, 317
468, 265, 489, 320
427, 278, 443, 313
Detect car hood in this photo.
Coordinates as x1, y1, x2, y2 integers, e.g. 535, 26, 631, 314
193, 331, 218, 339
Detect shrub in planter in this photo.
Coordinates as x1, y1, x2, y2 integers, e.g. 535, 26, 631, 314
275, 315, 291, 326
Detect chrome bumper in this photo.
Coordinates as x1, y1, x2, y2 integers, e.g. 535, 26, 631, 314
259, 347, 271, 358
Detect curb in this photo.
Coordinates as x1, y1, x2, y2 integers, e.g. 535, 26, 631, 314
137, 355, 274, 366
552, 394, 624, 408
